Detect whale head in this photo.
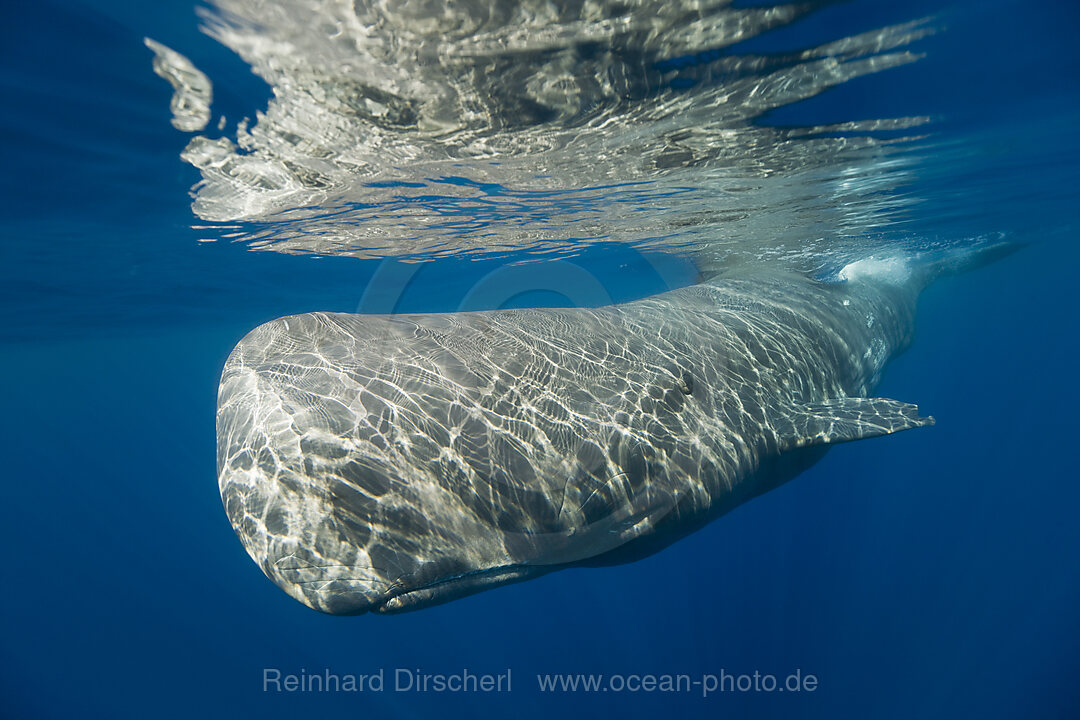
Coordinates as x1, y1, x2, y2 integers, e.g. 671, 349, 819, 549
216, 309, 689, 613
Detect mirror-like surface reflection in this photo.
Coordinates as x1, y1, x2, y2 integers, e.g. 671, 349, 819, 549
153, 1, 937, 272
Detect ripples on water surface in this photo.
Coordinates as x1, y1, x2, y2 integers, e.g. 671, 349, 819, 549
2, 0, 1075, 336
157, 0, 939, 272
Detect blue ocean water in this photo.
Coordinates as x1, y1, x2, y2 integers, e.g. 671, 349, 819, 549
1, 1, 1078, 718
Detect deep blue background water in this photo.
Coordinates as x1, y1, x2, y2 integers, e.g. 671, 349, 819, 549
2, 1, 1078, 718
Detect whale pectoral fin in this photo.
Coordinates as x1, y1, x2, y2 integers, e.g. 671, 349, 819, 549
779, 397, 934, 450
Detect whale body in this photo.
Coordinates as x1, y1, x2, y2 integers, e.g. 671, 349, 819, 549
213, 247, 1014, 615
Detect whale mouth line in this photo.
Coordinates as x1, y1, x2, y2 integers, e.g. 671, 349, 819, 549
375, 563, 535, 614
273, 558, 534, 613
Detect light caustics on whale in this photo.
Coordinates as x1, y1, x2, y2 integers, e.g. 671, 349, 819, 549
150, 2, 1007, 613
219, 262, 944, 614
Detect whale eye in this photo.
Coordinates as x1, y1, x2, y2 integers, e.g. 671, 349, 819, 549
679, 374, 694, 395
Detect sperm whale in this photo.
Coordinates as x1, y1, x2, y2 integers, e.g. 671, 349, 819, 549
216, 245, 1011, 614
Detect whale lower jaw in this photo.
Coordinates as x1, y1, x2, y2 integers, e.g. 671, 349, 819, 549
269, 558, 545, 615
374, 565, 542, 614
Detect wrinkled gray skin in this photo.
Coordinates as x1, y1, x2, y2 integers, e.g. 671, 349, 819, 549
217, 265, 935, 614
